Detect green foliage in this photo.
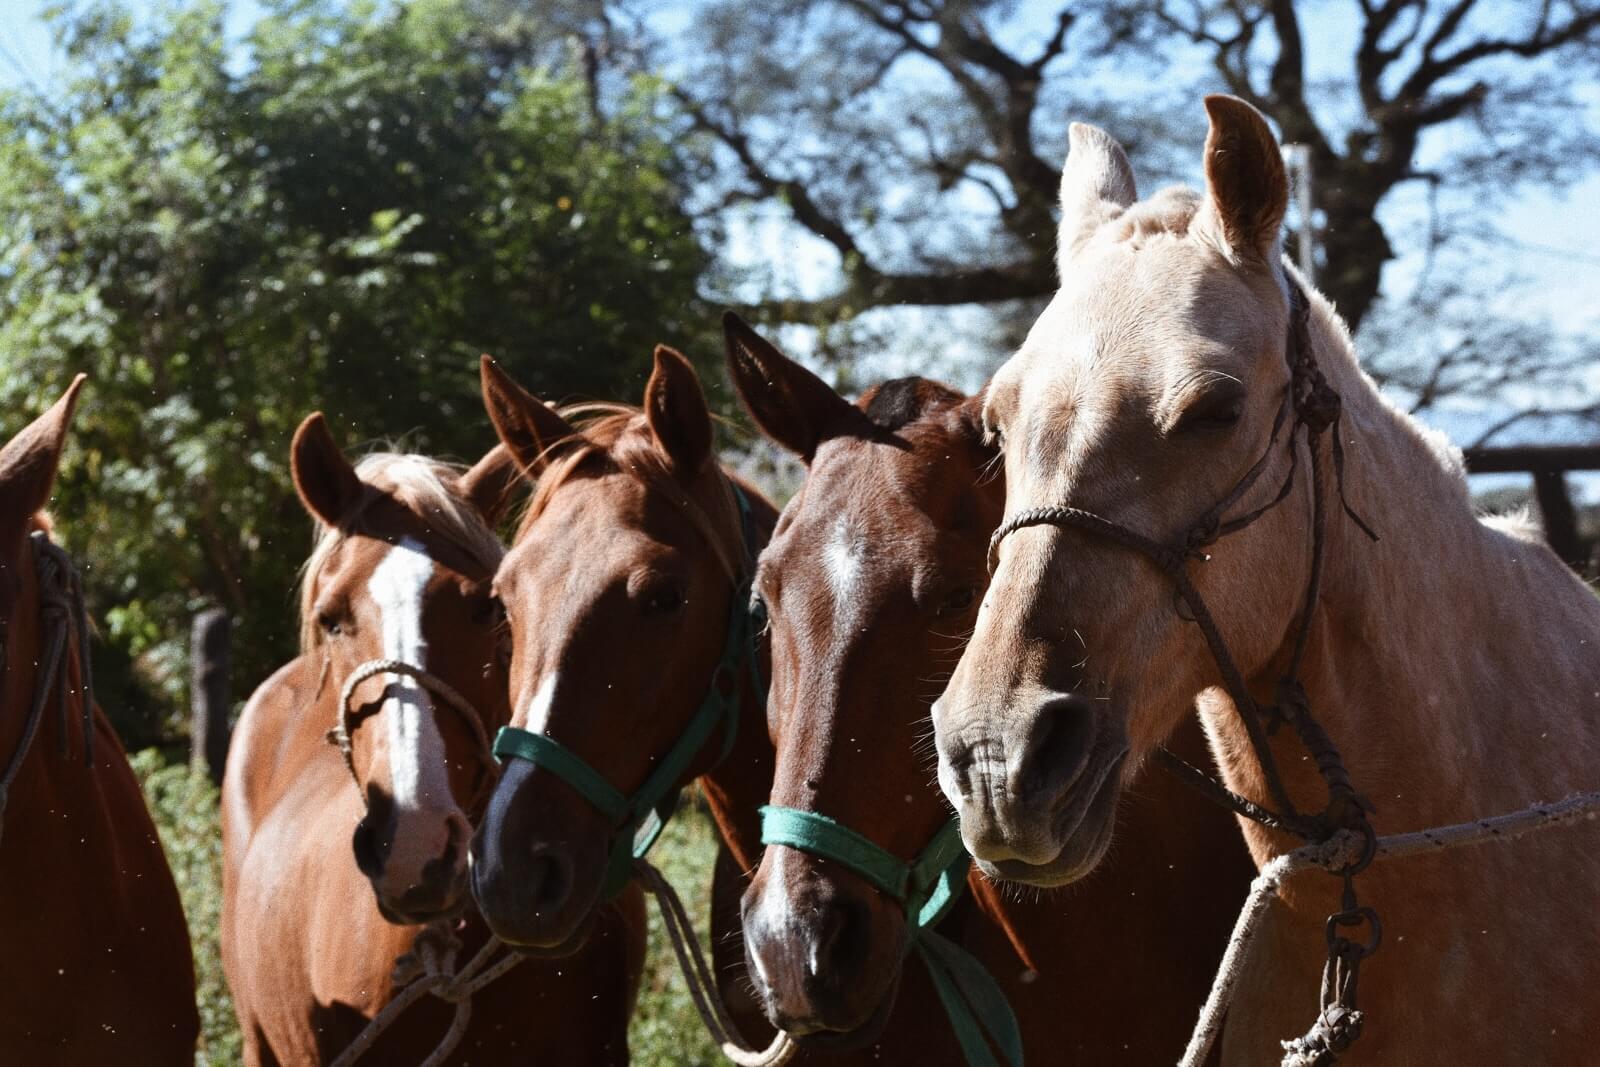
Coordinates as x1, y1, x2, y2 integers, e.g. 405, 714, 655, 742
128, 748, 724, 1064
129, 750, 240, 1065
0, 0, 717, 738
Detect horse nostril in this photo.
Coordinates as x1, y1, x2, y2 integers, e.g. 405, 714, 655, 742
525, 845, 575, 915
806, 897, 866, 982
1021, 694, 1096, 795
352, 816, 392, 879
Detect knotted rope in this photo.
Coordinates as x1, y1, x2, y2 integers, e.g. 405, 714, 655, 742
329, 924, 526, 1067
1178, 789, 1600, 1067
635, 859, 798, 1067
0, 532, 94, 843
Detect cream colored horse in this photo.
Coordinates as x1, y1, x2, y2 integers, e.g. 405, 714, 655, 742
932, 94, 1600, 1064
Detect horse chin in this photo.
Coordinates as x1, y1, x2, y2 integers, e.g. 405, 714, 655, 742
976, 757, 1123, 888
787, 971, 902, 1053
502, 909, 600, 959
376, 895, 469, 927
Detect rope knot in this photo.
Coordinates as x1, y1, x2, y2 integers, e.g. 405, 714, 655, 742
1280, 1005, 1364, 1066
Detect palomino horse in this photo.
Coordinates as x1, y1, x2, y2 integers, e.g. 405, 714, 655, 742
222, 413, 644, 1065
725, 316, 1251, 1062
470, 340, 1061, 1062
934, 95, 1600, 1063
0, 377, 198, 1064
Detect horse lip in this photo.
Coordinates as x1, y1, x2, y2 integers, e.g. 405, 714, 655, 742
785, 968, 903, 1052
1048, 742, 1129, 841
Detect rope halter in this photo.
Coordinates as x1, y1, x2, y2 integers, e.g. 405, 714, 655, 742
758, 807, 1024, 1067
0, 532, 95, 843
327, 658, 496, 811
491, 482, 765, 898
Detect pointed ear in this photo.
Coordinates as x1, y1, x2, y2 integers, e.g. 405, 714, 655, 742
1197, 95, 1288, 263
723, 311, 862, 463
290, 412, 367, 528
1058, 122, 1137, 272
457, 444, 522, 526
644, 345, 714, 476
480, 356, 579, 477
0, 375, 87, 543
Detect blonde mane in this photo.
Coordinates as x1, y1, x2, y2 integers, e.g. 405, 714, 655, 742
297, 452, 505, 653
520, 403, 747, 580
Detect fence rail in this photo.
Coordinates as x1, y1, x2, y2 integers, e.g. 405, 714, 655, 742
1464, 445, 1600, 572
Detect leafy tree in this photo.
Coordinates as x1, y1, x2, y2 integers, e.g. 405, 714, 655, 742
0, 0, 717, 739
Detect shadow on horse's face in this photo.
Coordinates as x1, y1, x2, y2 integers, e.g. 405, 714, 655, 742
739, 403, 1002, 1041
934, 100, 1309, 887
471, 464, 738, 950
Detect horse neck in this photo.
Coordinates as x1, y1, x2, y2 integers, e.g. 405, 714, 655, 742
696, 472, 778, 873
1215, 291, 1600, 864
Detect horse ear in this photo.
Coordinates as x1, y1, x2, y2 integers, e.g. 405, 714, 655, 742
458, 444, 522, 526
644, 345, 714, 476
1057, 122, 1137, 272
480, 356, 578, 477
0, 374, 86, 545
290, 412, 366, 529
723, 311, 860, 463
1197, 95, 1288, 263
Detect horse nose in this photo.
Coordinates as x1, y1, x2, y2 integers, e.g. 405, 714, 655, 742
523, 842, 577, 917
742, 869, 869, 1035
937, 692, 1095, 863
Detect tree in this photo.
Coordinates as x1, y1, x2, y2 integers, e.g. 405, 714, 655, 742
618, 0, 1600, 337
0, 0, 717, 738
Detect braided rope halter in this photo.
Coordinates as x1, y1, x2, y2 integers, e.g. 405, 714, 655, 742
0, 532, 95, 844
988, 278, 1381, 1064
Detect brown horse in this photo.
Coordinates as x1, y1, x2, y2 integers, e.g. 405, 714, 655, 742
0, 377, 198, 1064
469, 348, 781, 1039
935, 96, 1600, 1062
724, 317, 1251, 1062
222, 413, 644, 1065
471, 340, 1112, 1063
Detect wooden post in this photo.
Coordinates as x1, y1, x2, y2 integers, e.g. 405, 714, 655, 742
1531, 469, 1585, 571
190, 608, 232, 785
1282, 143, 1315, 284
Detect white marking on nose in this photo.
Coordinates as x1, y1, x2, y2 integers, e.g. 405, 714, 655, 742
368, 536, 449, 811
522, 673, 559, 733
751, 846, 805, 984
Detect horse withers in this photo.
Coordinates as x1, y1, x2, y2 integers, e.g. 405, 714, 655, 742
0, 377, 198, 1064
222, 413, 644, 1065
725, 316, 1250, 1062
934, 95, 1600, 1062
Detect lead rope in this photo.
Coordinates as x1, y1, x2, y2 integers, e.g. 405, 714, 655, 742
1179, 790, 1600, 1067
0, 532, 94, 844
328, 924, 526, 1067
635, 858, 798, 1067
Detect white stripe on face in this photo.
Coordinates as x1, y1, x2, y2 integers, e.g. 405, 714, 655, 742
522, 672, 559, 733
368, 536, 449, 810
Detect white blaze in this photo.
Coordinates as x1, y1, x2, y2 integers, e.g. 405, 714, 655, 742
823, 516, 866, 606
523, 672, 560, 733
368, 536, 449, 810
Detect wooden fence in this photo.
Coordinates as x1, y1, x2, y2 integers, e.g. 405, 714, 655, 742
1464, 445, 1600, 572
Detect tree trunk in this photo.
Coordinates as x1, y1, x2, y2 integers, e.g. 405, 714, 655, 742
190, 608, 232, 785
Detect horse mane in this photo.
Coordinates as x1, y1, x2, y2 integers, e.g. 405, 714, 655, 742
859, 377, 966, 431
520, 403, 747, 581
298, 452, 505, 654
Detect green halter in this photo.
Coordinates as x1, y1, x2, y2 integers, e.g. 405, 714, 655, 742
492, 484, 763, 898
759, 806, 1024, 1067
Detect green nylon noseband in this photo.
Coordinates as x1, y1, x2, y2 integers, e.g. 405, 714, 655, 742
493, 484, 764, 898
759, 806, 1024, 1067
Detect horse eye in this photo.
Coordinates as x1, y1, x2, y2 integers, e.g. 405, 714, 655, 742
318, 611, 343, 635
935, 585, 980, 618
643, 583, 685, 617
470, 594, 505, 627
1177, 391, 1245, 433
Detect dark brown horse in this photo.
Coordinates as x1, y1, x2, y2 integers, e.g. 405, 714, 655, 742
222, 413, 644, 1065
470, 342, 1055, 1062
724, 317, 1254, 1062
0, 377, 198, 1064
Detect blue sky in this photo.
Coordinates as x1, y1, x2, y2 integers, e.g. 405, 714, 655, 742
4, 0, 1597, 499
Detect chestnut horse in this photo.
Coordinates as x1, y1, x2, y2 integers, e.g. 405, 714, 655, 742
935, 95, 1600, 1063
470, 341, 1093, 1062
0, 377, 198, 1064
222, 413, 643, 1065
724, 317, 1251, 1062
